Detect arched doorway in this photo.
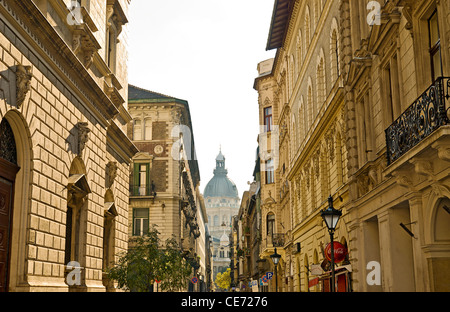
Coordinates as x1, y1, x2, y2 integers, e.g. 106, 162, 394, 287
429, 197, 450, 291
0, 119, 20, 292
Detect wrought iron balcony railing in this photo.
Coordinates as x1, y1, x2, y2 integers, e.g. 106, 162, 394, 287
267, 233, 285, 248
385, 77, 450, 165
129, 185, 156, 197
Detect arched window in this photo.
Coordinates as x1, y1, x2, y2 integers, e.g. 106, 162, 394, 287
330, 19, 340, 84
267, 213, 275, 238
320, 149, 329, 201
297, 30, 303, 72
299, 96, 305, 142
290, 54, 295, 95
307, 79, 314, 127
316, 54, 326, 106
305, 6, 311, 50
291, 115, 296, 152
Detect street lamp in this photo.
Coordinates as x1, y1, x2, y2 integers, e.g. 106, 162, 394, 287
270, 248, 281, 292
321, 195, 342, 292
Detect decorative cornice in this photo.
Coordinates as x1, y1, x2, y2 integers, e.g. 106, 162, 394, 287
107, 120, 138, 162
1, 0, 119, 125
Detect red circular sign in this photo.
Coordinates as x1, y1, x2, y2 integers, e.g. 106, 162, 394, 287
325, 242, 348, 263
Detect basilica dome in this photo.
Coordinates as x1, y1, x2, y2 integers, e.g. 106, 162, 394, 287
203, 151, 239, 199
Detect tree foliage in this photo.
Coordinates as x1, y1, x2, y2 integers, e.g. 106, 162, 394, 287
106, 225, 192, 292
215, 268, 231, 291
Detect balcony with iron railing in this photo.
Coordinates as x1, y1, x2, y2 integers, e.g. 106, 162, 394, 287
129, 185, 156, 197
385, 77, 450, 165
266, 233, 285, 248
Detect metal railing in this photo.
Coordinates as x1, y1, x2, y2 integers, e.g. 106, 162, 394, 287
266, 233, 285, 248
385, 77, 450, 165
129, 185, 156, 197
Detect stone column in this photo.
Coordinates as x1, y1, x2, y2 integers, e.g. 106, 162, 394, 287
406, 194, 428, 292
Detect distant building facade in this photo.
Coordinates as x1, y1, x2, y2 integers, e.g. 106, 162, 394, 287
0, 0, 136, 292
204, 151, 240, 280
127, 85, 208, 291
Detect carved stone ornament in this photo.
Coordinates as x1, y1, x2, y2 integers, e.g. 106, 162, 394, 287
72, 25, 101, 69
16, 65, 32, 108
78, 122, 90, 155
106, 161, 118, 188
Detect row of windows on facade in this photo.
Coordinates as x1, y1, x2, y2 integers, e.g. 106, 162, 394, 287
207, 215, 233, 227
132, 119, 153, 141
263, 8, 443, 174
132, 211, 234, 237
214, 250, 230, 259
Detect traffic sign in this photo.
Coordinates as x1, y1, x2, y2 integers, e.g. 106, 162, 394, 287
265, 272, 274, 280
191, 277, 198, 284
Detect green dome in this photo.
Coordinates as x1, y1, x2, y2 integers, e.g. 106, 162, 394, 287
204, 151, 239, 198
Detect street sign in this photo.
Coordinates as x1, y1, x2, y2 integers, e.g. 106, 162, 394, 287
265, 272, 274, 280
191, 277, 198, 284
260, 276, 268, 286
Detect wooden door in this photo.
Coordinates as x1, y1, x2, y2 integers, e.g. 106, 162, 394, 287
0, 177, 13, 292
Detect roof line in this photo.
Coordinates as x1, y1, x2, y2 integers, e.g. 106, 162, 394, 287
128, 84, 186, 102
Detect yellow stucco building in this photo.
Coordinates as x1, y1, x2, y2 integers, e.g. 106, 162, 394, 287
255, 0, 450, 292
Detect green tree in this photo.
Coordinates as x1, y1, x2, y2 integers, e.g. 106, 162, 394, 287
215, 268, 231, 291
107, 225, 192, 292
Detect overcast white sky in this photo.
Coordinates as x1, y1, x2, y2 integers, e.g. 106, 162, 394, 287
128, 0, 276, 199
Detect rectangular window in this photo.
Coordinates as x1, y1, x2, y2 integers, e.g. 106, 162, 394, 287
383, 55, 401, 124
132, 163, 150, 196
265, 158, 275, 184
428, 10, 442, 82
144, 119, 152, 141
133, 208, 149, 236
133, 119, 142, 141
264, 107, 273, 132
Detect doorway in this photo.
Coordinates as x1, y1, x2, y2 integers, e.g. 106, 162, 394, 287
0, 118, 20, 292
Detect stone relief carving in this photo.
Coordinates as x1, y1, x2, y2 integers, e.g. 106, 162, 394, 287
16, 65, 32, 108
106, 161, 118, 188
78, 122, 90, 155
72, 28, 100, 69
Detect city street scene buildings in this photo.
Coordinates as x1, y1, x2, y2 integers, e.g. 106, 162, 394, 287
244, 0, 450, 292
0, 0, 449, 293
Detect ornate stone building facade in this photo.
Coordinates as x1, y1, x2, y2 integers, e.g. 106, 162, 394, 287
342, 0, 450, 292
127, 85, 208, 291
0, 0, 137, 292
254, 0, 449, 292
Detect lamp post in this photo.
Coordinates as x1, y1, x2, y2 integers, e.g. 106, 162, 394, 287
270, 248, 281, 292
321, 196, 342, 292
